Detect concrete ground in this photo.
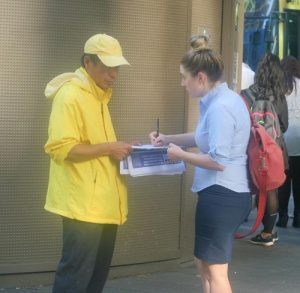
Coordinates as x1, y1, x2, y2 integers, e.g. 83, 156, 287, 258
1, 211, 300, 293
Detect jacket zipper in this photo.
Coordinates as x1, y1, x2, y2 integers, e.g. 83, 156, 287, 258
102, 103, 122, 224
101, 103, 109, 141
115, 176, 123, 224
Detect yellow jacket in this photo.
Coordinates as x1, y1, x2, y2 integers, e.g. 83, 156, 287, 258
44, 67, 127, 224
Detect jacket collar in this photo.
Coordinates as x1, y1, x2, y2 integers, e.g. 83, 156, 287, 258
79, 67, 112, 103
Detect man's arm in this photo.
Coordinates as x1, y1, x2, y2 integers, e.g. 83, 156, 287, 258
66, 142, 132, 162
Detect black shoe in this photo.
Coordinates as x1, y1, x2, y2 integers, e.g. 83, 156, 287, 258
293, 213, 300, 228
250, 234, 274, 247
293, 220, 300, 228
276, 215, 288, 228
272, 232, 279, 242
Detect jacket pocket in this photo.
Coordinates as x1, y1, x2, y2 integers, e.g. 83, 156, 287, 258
90, 170, 119, 219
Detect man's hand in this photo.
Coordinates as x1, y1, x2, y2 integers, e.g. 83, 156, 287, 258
109, 142, 132, 161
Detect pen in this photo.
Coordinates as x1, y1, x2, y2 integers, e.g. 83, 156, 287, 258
156, 118, 159, 137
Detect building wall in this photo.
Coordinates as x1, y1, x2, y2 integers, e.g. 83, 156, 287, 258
0, 0, 237, 286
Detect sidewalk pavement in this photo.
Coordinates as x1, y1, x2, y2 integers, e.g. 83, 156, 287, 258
1, 212, 300, 293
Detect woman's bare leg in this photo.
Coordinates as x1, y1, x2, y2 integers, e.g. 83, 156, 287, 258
195, 258, 210, 293
195, 258, 232, 293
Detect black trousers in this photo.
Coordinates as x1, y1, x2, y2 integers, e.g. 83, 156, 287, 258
52, 218, 118, 293
278, 156, 300, 216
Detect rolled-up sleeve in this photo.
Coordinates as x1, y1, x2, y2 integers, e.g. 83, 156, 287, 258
44, 91, 81, 165
206, 104, 236, 166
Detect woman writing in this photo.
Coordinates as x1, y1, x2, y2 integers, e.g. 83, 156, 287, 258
150, 44, 251, 293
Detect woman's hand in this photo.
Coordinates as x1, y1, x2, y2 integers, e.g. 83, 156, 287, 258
149, 131, 168, 146
167, 143, 185, 160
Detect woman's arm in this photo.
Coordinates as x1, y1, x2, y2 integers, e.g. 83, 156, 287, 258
149, 132, 196, 148
167, 143, 224, 171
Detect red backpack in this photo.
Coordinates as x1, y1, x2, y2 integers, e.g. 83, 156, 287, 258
235, 96, 286, 239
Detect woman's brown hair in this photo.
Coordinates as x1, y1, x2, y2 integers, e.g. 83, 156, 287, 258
181, 48, 224, 82
281, 55, 300, 94
190, 34, 210, 50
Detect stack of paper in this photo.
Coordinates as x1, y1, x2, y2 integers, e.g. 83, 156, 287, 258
120, 145, 186, 177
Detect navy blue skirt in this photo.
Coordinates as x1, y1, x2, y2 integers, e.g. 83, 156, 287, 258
194, 184, 251, 264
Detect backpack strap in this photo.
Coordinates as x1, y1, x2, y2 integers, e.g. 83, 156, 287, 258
235, 95, 268, 239
235, 190, 268, 239
240, 95, 257, 127
240, 94, 251, 113
241, 88, 255, 109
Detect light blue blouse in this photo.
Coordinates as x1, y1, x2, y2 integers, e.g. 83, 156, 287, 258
191, 82, 251, 193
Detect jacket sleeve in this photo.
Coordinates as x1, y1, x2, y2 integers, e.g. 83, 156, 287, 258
277, 97, 289, 134
44, 87, 82, 164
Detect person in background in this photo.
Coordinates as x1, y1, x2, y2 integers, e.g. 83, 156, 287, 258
149, 37, 251, 293
44, 34, 132, 293
241, 53, 288, 246
277, 56, 300, 228
241, 62, 255, 90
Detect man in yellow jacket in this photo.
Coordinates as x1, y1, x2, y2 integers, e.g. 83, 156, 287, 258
44, 34, 132, 293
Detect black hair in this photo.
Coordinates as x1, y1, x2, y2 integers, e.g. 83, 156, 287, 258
80, 53, 100, 68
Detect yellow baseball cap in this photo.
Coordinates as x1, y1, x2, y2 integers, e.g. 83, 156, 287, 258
84, 34, 130, 67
